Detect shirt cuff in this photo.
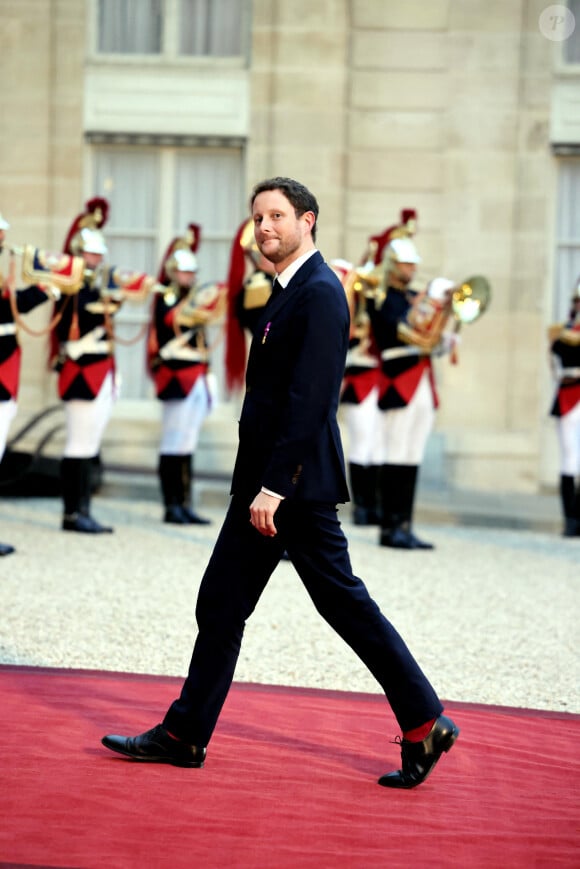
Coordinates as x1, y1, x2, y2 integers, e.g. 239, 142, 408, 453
261, 486, 285, 500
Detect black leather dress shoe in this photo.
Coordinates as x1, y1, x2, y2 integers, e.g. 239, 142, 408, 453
163, 505, 188, 524
101, 724, 206, 768
62, 513, 113, 533
380, 526, 434, 550
180, 506, 211, 525
0, 542, 15, 556
378, 714, 459, 789
164, 505, 211, 525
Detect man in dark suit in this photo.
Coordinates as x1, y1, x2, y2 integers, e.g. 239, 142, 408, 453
102, 178, 459, 789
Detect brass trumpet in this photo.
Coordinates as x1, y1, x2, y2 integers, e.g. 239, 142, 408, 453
83, 266, 167, 314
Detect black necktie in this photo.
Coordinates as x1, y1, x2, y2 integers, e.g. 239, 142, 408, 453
269, 276, 282, 303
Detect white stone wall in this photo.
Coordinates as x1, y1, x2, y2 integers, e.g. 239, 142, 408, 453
0, 0, 576, 494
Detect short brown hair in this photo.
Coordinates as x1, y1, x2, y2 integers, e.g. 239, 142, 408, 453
250, 177, 319, 242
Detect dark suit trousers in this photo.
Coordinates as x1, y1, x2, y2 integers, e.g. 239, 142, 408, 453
163, 496, 443, 746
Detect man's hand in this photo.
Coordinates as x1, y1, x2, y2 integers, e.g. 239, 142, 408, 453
249, 490, 281, 537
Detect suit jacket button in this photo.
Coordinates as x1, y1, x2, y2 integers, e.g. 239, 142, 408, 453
291, 464, 303, 484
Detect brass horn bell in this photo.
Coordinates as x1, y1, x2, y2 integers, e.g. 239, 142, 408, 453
452, 275, 491, 325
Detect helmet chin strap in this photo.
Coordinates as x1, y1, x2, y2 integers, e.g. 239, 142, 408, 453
388, 267, 413, 290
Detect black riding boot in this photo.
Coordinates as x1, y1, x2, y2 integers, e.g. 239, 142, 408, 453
159, 454, 211, 525
180, 454, 211, 525
61, 457, 113, 533
159, 454, 188, 524
349, 462, 381, 525
379, 464, 433, 550
561, 474, 580, 537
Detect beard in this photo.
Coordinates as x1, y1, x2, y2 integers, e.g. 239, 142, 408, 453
257, 231, 301, 266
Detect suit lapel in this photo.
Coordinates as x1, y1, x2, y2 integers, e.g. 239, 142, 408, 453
266, 251, 324, 317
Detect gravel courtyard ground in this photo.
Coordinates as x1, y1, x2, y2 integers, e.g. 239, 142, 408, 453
1, 473, 577, 716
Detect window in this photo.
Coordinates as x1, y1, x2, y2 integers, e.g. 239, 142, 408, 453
92, 145, 245, 400
564, 1, 580, 63
554, 159, 580, 321
96, 0, 245, 58
98, 0, 162, 54
178, 0, 243, 56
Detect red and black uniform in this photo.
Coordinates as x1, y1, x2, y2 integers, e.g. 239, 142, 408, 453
52, 198, 117, 535
369, 286, 438, 412
52, 272, 118, 535
339, 214, 417, 530
148, 275, 217, 526
550, 329, 580, 419
550, 317, 580, 536
0, 285, 48, 402
0, 282, 51, 556
339, 285, 382, 526
340, 340, 380, 406
366, 286, 438, 549
53, 281, 115, 401
148, 291, 209, 401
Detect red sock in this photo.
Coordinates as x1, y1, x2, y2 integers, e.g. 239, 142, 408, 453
403, 718, 436, 742
165, 729, 182, 742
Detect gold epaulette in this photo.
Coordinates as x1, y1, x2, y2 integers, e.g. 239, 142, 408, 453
243, 271, 272, 310
558, 327, 580, 346
548, 323, 564, 344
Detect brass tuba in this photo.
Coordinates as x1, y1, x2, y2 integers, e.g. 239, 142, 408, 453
398, 274, 491, 354
451, 275, 491, 325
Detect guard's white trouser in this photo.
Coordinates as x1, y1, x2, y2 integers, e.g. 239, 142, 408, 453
558, 402, 580, 476
160, 376, 211, 455
0, 398, 17, 462
63, 371, 116, 458
342, 388, 383, 465
377, 369, 436, 465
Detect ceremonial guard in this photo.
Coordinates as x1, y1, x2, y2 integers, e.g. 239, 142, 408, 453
341, 248, 383, 526
361, 239, 459, 550
53, 199, 156, 533
549, 279, 580, 537
224, 218, 275, 395
339, 211, 417, 527
148, 227, 226, 524
365, 208, 418, 268
0, 211, 56, 555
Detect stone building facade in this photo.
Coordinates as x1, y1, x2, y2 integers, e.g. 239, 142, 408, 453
1, 0, 579, 494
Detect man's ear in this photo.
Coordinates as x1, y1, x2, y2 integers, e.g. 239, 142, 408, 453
302, 211, 316, 234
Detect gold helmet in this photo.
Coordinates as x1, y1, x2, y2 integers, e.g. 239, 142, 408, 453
157, 224, 200, 285
63, 197, 109, 255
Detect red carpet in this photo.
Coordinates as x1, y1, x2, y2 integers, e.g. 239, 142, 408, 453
0, 665, 578, 868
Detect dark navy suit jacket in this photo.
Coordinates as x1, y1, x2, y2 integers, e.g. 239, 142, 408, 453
230, 251, 351, 504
